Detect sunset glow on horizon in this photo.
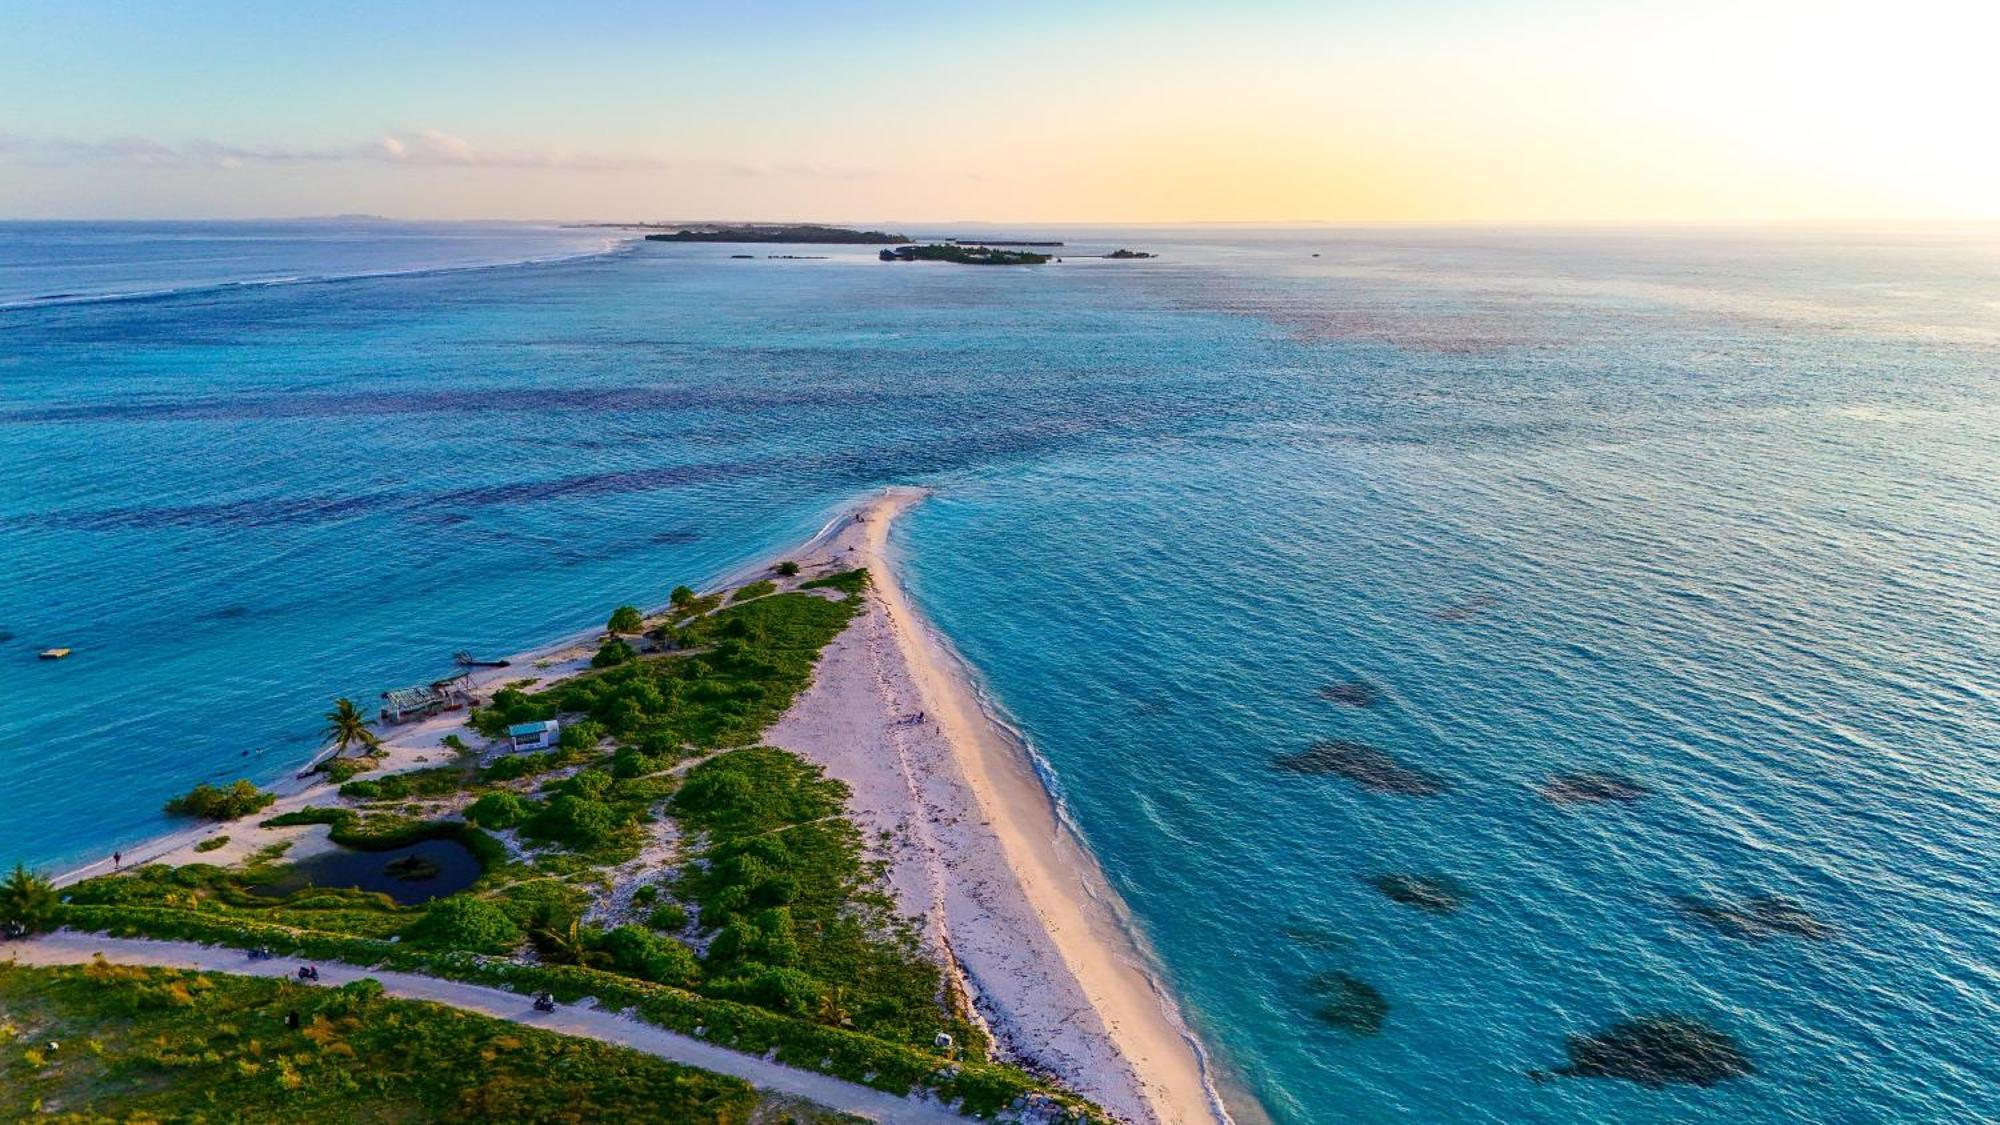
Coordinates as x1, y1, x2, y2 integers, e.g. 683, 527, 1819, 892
3, 0, 1995, 223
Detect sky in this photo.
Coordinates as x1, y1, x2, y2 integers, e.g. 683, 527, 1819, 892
1, 0, 1995, 222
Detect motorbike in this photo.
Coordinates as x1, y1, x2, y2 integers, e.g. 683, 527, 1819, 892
296, 965, 320, 982
532, 992, 557, 1013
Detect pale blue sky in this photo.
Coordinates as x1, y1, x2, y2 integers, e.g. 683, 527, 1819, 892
3, 1, 1992, 221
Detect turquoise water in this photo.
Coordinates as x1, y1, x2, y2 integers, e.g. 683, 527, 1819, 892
2, 221, 1995, 1121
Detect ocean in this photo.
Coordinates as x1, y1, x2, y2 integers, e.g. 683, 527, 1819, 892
2, 219, 1994, 1122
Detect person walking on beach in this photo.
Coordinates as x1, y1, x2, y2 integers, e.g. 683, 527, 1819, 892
112, 851, 121, 870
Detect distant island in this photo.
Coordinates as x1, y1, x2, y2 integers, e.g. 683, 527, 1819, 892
880, 244, 1051, 265
919, 238, 1066, 247
1102, 249, 1157, 259
640, 223, 909, 244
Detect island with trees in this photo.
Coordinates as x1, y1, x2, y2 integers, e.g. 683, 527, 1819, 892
641, 223, 910, 244
879, 244, 1051, 265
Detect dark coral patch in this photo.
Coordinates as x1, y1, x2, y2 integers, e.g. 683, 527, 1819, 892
1367, 873, 1467, 914
1540, 771, 1649, 805
1676, 894, 1835, 942
1318, 679, 1383, 707
1274, 740, 1449, 796
1306, 971, 1388, 1035
1536, 1016, 1753, 1088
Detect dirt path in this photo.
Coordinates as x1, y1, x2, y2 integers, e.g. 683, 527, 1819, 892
7, 932, 969, 1125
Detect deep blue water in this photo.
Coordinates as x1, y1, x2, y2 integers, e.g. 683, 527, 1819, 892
2, 221, 1995, 1122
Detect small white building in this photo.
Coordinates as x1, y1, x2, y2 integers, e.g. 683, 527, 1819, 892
508, 719, 560, 752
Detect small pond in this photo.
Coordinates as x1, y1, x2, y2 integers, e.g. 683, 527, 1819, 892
251, 838, 481, 906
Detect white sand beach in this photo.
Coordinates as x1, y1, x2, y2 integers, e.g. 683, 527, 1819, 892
767, 488, 1229, 1125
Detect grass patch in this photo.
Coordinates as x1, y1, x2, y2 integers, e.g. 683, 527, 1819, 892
193, 836, 229, 854
732, 579, 777, 602
798, 568, 869, 598
0, 961, 766, 1123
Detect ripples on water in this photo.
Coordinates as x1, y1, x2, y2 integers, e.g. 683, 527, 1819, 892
2, 222, 1996, 1122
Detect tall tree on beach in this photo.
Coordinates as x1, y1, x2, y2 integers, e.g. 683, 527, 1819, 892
323, 697, 380, 759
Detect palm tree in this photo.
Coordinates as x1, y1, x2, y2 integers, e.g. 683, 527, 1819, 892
1, 863, 57, 934
323, 697, 380, 760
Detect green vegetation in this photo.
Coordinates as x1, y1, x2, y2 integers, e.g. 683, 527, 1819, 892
0, 962, 771, 1123
534, 590, 860, 751
2, 864, 57, 933
193, 835, 230, 853
732, 579, 777, 602
591, 637, 637, 668
606, 604, 645, 634
339, 764, 469, 802
798, 568, 869, 598
405, 895, 523, 953
41, 582, 1108, 1122
163, 780, 276, 821
775, 560, 802, 577
673, 748, 954, 1045
466, 791, 533, 829
882, 244, 1050, 265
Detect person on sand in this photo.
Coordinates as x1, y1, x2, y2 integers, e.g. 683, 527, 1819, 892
112, 851, 121, 869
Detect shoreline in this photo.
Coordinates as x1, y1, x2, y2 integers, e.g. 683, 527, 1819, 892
768, 487, 1233, 1124
50, 486, 1237, 1124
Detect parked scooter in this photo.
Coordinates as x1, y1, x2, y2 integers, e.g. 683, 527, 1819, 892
532, 992, 557, 1013
295, 965, 320, 982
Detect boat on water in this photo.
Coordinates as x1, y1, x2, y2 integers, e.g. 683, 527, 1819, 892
454, 650, 511, 668
38, 647, 71, 660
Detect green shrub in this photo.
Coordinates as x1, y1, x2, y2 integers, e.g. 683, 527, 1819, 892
775, 560, 801, 577
404, 896, 522, 953
523, 795, 621, 851
163, 780, 275, 821
633, 884, 660, 906
732, 580, 776, 602
192, 835, 229, 853
669, 585, 696, 608
591, 638, 635, 668
559, 720, 605, 753
647, 903, 688, 931
340, 765, 466, 802
555, 768, 612, 801
465, 791, 530, 829
610, 747, 654, 779
606, 605, 645, 634
601, 924, 702, 987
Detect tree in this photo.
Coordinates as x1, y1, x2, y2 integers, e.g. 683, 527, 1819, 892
404, 896, 522, 953
606, 605, 644, 634
775, 560, 801, 577
163, 779, 275, 820
0, 864, 57, 933
323, 697, 380, 761
590, 638, 634, 668
669, 585, 696, 609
